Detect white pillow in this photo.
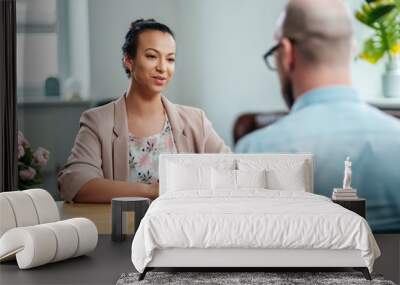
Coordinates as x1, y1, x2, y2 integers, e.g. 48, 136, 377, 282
167, 162, 212, 191
211, 169, 268, 190
267, 167, 306, 191
238, 159, 308, 191
236, 169, 267, 189
212, 169, 236, 190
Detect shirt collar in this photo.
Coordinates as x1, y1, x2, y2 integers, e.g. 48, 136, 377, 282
290, 86, 362, 113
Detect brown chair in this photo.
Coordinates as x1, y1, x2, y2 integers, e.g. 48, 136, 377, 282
233, 111, 288, 145
233, 106, 400, 146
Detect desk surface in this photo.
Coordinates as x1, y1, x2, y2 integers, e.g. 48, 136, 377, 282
57, 202, 112, 234
0, 235, 133, 285
57, 202, 136, 235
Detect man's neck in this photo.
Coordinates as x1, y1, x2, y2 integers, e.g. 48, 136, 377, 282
293, 67, 352, 100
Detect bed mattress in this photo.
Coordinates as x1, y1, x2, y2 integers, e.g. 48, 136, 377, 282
131, 190, 380, 273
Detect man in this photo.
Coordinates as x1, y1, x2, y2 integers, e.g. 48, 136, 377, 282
236, 0, 400, 232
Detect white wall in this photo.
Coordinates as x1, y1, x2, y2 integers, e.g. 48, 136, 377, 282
174, 0, 287, 146
75, 0, 385, 147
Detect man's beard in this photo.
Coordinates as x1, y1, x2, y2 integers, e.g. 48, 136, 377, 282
282, 77, 295, 109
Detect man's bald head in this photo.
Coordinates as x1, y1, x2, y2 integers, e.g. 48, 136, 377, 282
278, 0, 353, 67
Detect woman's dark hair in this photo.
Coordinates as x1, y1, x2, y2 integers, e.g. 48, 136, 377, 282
122, 19, 175, 77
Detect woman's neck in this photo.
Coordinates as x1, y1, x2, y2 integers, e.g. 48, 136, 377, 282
125, 83, 164, 117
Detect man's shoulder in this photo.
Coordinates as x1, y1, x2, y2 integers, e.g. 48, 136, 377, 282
235, 102, 400, 153
362, 104, 400, 129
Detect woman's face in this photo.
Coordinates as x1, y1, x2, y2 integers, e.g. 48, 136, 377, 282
126, 30, 176, 95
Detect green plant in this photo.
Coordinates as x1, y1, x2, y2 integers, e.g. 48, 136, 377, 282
355, 0, 400, 64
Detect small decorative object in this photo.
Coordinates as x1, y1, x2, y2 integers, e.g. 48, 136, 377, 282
332, 156, 358, 200
17, 131, 50, 190
0, 189, 98, 269
355, 0, 400, 98
63, 77, 82, 101
44, 77, 60, 97
342, 156, 352, 190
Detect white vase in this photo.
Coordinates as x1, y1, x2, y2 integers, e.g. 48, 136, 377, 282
382, 56, 400, 98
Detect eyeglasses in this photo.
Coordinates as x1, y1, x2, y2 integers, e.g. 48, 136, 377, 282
263, 38, 297, 71
263, 43, 281, 71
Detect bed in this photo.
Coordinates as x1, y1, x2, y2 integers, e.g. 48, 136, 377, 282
131, 154, 380, 280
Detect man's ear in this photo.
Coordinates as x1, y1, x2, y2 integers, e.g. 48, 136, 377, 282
280, 38, 295, 73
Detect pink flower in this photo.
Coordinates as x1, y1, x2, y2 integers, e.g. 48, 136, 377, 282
19, 167, 36, 181
18, 145, 25, 159
164, 137, 174, 150
139, 154, 151, 167
18, 131, 29, 147
33, 147, 50, 166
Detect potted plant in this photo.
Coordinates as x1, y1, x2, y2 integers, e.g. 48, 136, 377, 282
18, 131, 50, 190
355, 0, 400, 97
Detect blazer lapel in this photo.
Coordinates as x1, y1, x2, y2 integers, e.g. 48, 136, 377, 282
112, 95, 129, 181
162, 96, 193, 153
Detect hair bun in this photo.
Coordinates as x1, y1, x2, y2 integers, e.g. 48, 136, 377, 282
130, 18, 155, 30
130, 19, 144, 29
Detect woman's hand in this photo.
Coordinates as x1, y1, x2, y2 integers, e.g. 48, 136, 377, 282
75, 179, 160, 203
146, 183, 159, 200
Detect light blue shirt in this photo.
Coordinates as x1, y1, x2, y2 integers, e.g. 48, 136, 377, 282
236, 86, 400, 232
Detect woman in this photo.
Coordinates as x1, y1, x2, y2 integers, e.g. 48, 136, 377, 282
58, 19, 230, 203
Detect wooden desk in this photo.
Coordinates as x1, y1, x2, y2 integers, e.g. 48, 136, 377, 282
56, 202, 135, 235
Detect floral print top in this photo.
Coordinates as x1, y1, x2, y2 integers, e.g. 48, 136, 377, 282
128, 116, 177, 184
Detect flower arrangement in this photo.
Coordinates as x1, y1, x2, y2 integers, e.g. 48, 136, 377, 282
18, 131, 50, 190
355, 0, 400, 64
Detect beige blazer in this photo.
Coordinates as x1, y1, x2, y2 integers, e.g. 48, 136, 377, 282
58, 95, 231, 201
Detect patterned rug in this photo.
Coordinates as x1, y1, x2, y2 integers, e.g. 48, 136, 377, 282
116, 271, 396, 285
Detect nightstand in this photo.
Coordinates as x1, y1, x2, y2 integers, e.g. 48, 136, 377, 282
332, 198, 366, 218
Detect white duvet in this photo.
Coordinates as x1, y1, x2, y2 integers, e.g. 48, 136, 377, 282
131, 190, 380, 273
